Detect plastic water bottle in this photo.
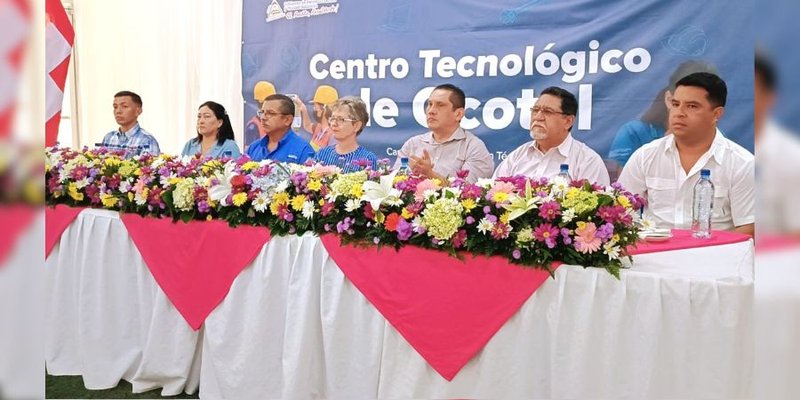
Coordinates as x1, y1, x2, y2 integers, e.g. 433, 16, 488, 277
691, 169, 714, 238
555, 163, 572, 181
398, 156, 410, 173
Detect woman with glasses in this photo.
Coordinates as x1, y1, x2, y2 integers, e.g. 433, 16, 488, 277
314, 96, 377, 172
181, 101, 241, 158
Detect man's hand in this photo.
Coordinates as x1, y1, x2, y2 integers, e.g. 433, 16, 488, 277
409, 150, 443, 180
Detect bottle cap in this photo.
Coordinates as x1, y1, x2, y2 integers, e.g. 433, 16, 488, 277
700, 169, 711, 177
560, 163, 569, 171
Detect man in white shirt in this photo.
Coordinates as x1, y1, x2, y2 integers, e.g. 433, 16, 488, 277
618, 72, 755, 235
754, 52, 800, 237
493, 86, 609, 185
394, 84, 494, 183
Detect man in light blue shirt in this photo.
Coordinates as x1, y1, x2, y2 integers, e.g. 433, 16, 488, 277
246, 94, 315, 163
99, 91, 160, 156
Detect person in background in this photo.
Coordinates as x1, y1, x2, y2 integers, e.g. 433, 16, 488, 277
244, 81, 276, 146
493, 86, 609, 185
618, 72, 754, 235
394, 84, 493, 183
246, 94, 315, 164
181, 101, 241, 159
314, 96, 377, 172
99, 90, 160, 156
293, 84, 338, 151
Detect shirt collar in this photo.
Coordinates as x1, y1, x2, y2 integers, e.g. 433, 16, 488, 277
528, 133, 574, 157
423, 127, 465, 144
119, 123, 140, 136
664, 128, 727, 164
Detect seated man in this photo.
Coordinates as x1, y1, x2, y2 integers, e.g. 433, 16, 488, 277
246, 94, 315, 164
618, 72, 754, 235
493, 86, 609, 185
100, 91, 160, 156
394, 84, 493, 183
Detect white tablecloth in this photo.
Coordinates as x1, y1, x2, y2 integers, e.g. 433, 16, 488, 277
46, 209, 756, 399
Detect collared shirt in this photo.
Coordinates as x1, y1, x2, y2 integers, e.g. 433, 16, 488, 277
756, 119, 800, 234
246, 129, 315, 164
393, 127, 494, 183
100, 123, 160, 156
493, 134, 610, 185
315, 145, 377, 173
181, 138, 242, 159
617, 128, 755, 230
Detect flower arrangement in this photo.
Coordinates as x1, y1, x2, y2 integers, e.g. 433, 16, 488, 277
45, 147, 646, 277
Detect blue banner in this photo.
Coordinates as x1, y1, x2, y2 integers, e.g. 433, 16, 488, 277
242, 0, 753, 170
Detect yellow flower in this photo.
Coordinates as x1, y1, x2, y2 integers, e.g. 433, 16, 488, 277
492, 192, 509, 203
241, 161, 260, 172
393, 175, 409, 185
67, 183, 84, 201
374, 211, 385, 224
100, 193, 118, 208
350, 185, 363, 198
206, 215, 213, 221
269, 202, 281, 215
272, 192, 289, 205
563, 188, 599, 214
617, 195, 631, 209
168, 177, 181, 185
318, 199, 326, 206
401, 207, 414, 220
291, 194, 306, 211
576, 221, 586, 230
104, 157, 121, 168
461, 198, 477, 211
611, 234, 620, 243
232, 192, 248, 207
500, 211, 511, 224
421, 198, 464, 241
128, 192, 134, 202
307, 179, 322, 192
118, 162, 136, 177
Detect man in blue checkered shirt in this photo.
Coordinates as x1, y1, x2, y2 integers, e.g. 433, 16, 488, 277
99, 91, 161, 156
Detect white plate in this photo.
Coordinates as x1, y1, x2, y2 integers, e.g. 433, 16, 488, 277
642, 234, 672, 243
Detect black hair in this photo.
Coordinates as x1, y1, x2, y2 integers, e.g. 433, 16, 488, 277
641, 60, 718, 126
196, 101, 235, 146
433, 84, 466, 110
675, 72, 727, 107
265, 94, 295, 115
540, 86, 577, 116
755, 50, 777, 92
114, 90, 142, 107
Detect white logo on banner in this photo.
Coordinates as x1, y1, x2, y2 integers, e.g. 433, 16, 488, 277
266, 0, 340, 22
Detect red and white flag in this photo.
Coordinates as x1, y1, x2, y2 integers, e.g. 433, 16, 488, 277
0, 0, 30, 138
45, 0, 74, 146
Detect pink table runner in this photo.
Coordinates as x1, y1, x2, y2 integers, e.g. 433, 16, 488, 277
320, 234, 555, 381
120, 214, 271, 329
45, 204, 85, 258
629, 229, 751, 255
756, 234, 800, 253
0, 204, 38, 266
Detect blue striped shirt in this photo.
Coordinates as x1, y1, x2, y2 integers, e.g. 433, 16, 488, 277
100, 123, 161, 157
315, 145, 377, 173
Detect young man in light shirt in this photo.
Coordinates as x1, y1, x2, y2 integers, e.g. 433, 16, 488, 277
617, 72, 755, 235
493, 86, 610, 185
99, 91, 161, 156
394, 84, 494, 183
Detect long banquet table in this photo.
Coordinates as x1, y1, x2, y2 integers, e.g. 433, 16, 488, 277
45, 208, 755, 399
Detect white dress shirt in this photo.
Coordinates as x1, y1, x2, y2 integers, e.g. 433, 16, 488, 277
757, 119, 800, 234
617, 129, 754, 230
493, 134, 610, 185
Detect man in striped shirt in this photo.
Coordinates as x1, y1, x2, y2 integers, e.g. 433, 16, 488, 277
99, 91, 160, 157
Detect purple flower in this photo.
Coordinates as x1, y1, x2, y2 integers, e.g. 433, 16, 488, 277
486, 214, 498, 223
197, 200, 210, 213
336, 217, 354, 234
465, 216, 475, 224
596, 222, 615, 241
483, 205, 492, 214
396, 219, 413, 241
512, 249, 522, 259
560, 228, 573, 245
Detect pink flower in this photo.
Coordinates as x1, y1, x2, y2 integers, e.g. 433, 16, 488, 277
491, 222, 511, 240
452, 229, 468, 248
538, 201, 561, 221
574, 222, 602, 254
414, 179, 441, 202
486, 181, 516, 204
533, 223, 559, 248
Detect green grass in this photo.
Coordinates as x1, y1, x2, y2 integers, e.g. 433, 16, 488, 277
46, 375, 199, 399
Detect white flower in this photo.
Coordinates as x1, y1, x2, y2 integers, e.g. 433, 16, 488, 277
345, 198, 362, 212
361, 170, 402, 211
252, 192, 270, 213
301, 201, 315, 219
208, 162, 236, 206
475, 178, 494, 189
477, 217, 494, 234
172, 178, 196, 211
561, 208, 576, 223
119, 180, 132, 193
274, 179, 289, 193
423, 189, 440, 202
550, 177, 570, 198
134, 190, 148, 206
150, 157, 165, 170
603, 242, 621, 260
74, 177, 90, 189
411, 215, 425, 233
442, 186, 462, 199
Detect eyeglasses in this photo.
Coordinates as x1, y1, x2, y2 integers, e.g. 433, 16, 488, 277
257, 110, 290, 119
327, 116, 357, 125
530, 106, 568, 117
